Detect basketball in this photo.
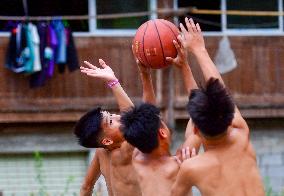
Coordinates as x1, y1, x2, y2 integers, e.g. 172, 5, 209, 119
132, 19, 179, 69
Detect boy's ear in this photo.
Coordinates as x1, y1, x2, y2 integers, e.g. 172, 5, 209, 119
193, 126, 199, 135
159, 128, 168, 138
101, 138, 114, 146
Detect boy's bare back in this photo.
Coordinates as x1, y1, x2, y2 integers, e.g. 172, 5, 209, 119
173, 126, 264, 196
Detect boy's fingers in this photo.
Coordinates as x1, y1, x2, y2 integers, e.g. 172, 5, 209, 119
184, 17, 193, 34
182, 148, 186, 160
196, 23, 201, 32
173, 40, 180, 49
189, 18, 197, 32
179, 23, 188, 36
84, 61, 97, 69
166, 57, 173, 63
191, 148, 196, 157
186, 147, 190, 158
99, 59, 107, 68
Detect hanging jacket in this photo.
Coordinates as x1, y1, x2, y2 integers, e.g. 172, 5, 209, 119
5, 23, 28, 73
66, 28, 79, 72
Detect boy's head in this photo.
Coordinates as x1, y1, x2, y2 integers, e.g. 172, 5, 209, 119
187, 78, 235, 138
121, 103, 170, 153
74, 107, 123, 150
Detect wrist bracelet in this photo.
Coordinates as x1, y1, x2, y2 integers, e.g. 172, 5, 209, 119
107, 79, 119, 88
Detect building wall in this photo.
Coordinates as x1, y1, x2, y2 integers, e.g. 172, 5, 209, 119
0, 122, 88, 195
1, 31, 284, 195
0, 36, 284, 123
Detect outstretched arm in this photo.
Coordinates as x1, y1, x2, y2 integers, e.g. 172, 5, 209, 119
166, 37, 201, 155
179, 17, 248, 131
166, 38, 197, 93
136, 60, 156, 105
81, 59, 134, 111
80, 152, 101, 196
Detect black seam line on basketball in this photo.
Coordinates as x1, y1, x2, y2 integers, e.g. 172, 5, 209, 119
153, 20, 166, 68
142, 21, 151, 67
160, 20, 179, 42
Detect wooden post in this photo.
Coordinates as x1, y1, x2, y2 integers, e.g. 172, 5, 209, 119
167, 67, 175, 129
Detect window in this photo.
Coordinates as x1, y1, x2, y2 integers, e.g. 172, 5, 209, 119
175, 0, 283, 35
0, 0, 89, 32
227, 0, 278, 29
91, 0, 156, 36
0, 0, 156, 36
0, 0, 24, 32
96, 0, 149, 29
177, 0, 221, 32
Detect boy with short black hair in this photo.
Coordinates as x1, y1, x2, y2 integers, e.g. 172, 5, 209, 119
171, 18, 265, 196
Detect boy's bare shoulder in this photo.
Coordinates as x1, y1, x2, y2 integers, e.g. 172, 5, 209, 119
95, 148, 111, 160
179, 153, 219, 181
96, 148, 108, 155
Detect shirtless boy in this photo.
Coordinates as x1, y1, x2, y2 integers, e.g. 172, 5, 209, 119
171, 17, 265, 196
119, 39, 201, 196
75, 59, 155, 196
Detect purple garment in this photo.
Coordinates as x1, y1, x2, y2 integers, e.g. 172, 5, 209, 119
52, 20, 66, 64
47, 25, 58, 77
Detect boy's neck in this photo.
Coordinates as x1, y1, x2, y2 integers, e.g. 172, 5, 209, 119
143, 142, 171, 160
202, 132, 230, 150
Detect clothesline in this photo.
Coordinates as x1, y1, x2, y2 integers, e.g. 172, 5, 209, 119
0, 7, 281, 21
0, 7, 190, 21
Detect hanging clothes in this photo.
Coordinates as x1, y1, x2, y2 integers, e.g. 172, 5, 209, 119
23, 23, 35, 73
30, 23, 42, 72
5, 23, 27, 73
52, 20, 67, 73
47, 24, 57, 77
30, 22, 49, 88
65, 27, 79, 72
5, 19, 79, 88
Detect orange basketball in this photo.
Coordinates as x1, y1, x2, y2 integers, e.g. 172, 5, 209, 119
132, 19, 179, 69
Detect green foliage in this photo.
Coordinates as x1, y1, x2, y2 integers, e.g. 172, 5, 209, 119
32, 151, 76, 196
34, 151, 47, 196
264, 177, 284, 196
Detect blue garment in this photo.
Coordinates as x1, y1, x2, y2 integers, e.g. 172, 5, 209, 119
52, 20, 66, 64
24, 23, 35, 73
5, 24, 28, 73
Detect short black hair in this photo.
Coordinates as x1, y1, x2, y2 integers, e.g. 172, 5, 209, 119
74, 107, 104, 148
187, 78, 235, 138
120, 103, 161, 153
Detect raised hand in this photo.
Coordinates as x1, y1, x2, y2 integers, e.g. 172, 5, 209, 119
174, 147, 197, 165
166, 37, 188, 69
80, 59, 117, 82
179, 17, 205, 54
